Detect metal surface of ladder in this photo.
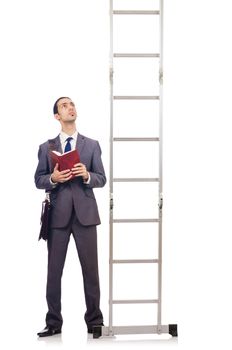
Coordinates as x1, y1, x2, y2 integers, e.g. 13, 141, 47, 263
93, 0, 177, 339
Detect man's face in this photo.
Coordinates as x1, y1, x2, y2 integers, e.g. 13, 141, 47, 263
55, 98, 77, 122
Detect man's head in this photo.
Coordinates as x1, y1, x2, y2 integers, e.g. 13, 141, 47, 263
53, 97, 77, 124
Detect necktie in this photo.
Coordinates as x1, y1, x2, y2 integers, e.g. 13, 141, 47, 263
64, 137, 73, 153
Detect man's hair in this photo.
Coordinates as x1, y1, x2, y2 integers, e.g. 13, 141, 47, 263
53, 97, 70, 115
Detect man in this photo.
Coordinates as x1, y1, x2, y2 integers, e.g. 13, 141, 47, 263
35, 97, 106, 337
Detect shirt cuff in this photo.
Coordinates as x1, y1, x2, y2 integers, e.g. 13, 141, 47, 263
83, 172, 91, 185
50, 175, 58, 187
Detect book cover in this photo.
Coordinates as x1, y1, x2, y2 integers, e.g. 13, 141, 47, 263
50, 149, 80, 175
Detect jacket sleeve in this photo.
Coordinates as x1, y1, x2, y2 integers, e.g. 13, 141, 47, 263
85, 141, 106, 189
34, 143, 55, 191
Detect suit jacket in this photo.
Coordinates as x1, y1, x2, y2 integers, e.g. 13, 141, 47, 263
34, 133, 106, 228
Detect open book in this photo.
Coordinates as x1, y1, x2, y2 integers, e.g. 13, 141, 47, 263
50, 149, 80, 174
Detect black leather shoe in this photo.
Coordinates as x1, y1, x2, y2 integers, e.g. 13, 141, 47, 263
37, 326, 62, 337
87, 323, 104, 334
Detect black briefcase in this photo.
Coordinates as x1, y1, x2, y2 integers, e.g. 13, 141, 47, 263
39, 194, 51, 241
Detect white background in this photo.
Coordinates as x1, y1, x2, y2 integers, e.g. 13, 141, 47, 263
0, 0, 232, 349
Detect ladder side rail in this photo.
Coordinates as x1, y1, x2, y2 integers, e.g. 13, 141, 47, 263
157, 0, 164, 331
109, 0, 114, 337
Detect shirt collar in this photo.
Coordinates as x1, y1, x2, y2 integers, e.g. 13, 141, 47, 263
59, 130, 78, 144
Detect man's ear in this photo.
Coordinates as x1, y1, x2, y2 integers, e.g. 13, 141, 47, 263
54, 113, 60, 121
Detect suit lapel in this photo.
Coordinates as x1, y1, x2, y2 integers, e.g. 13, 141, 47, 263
76, 133, 85, 158
47, 136, 62, 172
48, 135, 62, 153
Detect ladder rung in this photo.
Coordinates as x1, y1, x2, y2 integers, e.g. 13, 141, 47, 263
114, 96, 159, 100
113, 219, 159, 223
112, 299, 159, 304
113, 178, 159, 182
113, 137, 159, 141
113, 10, 160, 15
113, 259, 158, 264
114, 53, 160, 58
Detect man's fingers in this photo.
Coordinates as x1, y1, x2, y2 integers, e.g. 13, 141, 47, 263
72, 164, 86, 171
60, 169, 72, 175
60, 174, 73, 182
62, 173, 72, 179
54, 164, 87, 182
71, 169, 82, 174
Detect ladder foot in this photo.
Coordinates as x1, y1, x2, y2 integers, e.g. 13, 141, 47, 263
168, 324, 178, 337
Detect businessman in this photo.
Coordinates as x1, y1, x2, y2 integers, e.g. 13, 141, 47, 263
35, 97, 106, 337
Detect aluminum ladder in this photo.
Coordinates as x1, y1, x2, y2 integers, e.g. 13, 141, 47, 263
93, 0, 177, 338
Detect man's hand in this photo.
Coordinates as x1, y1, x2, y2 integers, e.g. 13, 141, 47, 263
51, 163, 72, 183
72, 163, 89, 181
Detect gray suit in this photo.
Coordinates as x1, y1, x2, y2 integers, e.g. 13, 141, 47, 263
35, 133, 106, 329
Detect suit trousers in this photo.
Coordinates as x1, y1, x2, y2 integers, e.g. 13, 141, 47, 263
45, 210, 103, 329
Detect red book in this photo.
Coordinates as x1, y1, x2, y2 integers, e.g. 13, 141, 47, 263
50, 149, 80, 175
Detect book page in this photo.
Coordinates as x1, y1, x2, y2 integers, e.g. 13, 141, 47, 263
52, 150, 62, 156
